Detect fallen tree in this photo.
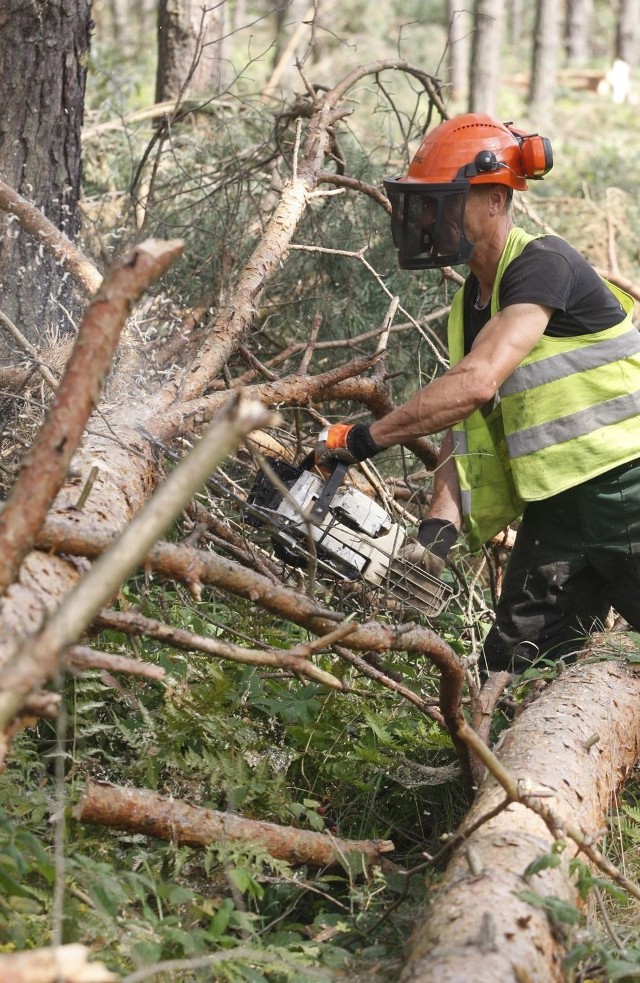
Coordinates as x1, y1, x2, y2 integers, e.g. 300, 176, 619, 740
399, 658, 640, 983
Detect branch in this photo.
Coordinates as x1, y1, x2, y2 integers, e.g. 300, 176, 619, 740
0, 178, 103, 295
74, 781, 395, 869
0, 239, 184, 597
93, 608, 350, 690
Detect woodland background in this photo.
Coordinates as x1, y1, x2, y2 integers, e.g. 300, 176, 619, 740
3, 2, 640, 982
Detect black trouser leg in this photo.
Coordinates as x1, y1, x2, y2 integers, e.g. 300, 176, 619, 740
482, 463, 640, 674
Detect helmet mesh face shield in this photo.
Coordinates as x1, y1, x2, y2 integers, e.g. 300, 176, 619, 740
384, 180, 473, 269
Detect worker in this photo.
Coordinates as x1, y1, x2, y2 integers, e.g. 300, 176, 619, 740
314, 113, 640, 675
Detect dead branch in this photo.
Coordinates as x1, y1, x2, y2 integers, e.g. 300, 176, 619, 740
399, 659, 640, 983
0, 943, 115, 983
65, 646, 166, 680
74, 781, 395, 869
0, 309, 59, 390
0, 239, 184, 598
33, 512, 469, 776
0, 178, 103, 296
92, 607, 348, 689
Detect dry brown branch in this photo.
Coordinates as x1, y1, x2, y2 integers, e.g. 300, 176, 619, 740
33, 513, 468, 768
65, 645, 166, 680
74, 781, 395, 869
399, 659, 640, 982
0, 239, 184, 598
0, 178, 103, 295
0, 943, 115, 983
92, 607, 348, 689
0, 309, 59, 390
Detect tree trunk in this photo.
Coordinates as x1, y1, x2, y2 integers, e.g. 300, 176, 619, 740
565, 0, 592, 65
0, 0, 91, 349
399, 659, 640, 982
155, 0, 225, 103
507, 0, 523, 48
616, 0, 640, 65
469, 0, 504, 116
446, 2, 470, 103
529, 0, 560, 123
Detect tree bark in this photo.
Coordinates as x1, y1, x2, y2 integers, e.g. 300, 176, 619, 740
74, 781, 395, 869
529, 0, 561, 122
446, 1, 470, 103
155, 0, 225, 103
0, 0, 91, 347
469, 0, 504, 116
399, 659, 640, 982
615, 0, 640, 66
565, 0, 592, 65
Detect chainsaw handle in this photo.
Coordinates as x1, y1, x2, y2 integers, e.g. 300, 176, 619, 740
309, 461, 349, 522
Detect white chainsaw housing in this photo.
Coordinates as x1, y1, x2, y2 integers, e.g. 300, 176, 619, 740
269, 470, 452, 618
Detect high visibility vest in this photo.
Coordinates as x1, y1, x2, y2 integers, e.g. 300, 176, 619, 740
449, 227, 640, 550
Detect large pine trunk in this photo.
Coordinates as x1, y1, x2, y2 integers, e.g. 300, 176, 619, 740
399, 659, 640, 982
0, 0, 91, 348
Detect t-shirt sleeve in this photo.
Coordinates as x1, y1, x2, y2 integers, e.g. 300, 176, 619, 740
498, 239, 575, 311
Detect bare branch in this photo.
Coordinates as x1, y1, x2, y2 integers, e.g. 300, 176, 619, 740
0, 178, 103, 295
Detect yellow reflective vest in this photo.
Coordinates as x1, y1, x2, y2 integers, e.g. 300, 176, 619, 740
449, 227, 640, 550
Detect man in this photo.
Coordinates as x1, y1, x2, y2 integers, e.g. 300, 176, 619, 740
315, 113, 640, 674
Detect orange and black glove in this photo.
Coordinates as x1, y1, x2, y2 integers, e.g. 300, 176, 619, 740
314, 423, 382, 469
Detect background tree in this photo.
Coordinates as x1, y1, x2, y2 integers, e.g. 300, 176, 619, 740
155, 0, 226, 103
529, 0, 561, 122
565, 0, 592, 65
468, 0, 504, 115
615, 0, 640, 65
446, 2, 470, 103
0, 0, 92, 353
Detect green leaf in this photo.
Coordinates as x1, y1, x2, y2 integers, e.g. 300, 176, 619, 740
524, 852, 561, 879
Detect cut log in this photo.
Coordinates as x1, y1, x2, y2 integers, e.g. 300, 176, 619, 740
74, 781, 395, 869
399, 659, 640, 983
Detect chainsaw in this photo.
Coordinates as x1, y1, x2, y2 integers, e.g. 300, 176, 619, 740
248, 456, 453, 618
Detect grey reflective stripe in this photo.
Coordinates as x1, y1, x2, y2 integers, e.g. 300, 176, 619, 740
452, 430, 468, 454
506, 388, 640, 458
460, 487, 472, 514
500, 327, 640, 397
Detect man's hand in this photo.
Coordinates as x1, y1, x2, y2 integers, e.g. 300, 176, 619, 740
314, 423, 382, 469
400, 518, 458, 577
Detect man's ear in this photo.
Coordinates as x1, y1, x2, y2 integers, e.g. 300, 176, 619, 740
488, 185, 509, 215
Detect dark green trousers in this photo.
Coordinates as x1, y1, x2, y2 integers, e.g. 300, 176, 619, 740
483, 458, 640, 673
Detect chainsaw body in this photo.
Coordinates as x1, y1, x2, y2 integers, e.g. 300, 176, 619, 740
249, 459, 453, 618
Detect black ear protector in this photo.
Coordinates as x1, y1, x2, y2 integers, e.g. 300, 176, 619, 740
475, 150, 498, 172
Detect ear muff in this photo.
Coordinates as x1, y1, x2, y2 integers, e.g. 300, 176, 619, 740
521, 135, 553, 179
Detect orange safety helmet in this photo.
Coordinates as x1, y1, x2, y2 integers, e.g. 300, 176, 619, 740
383, 113, 553, 269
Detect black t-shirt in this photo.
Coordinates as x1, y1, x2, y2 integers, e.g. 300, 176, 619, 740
463, 235, 626, 354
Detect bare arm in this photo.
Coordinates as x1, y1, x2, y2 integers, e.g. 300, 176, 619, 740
427, 429, 462, 530
369, 303, 553, 448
